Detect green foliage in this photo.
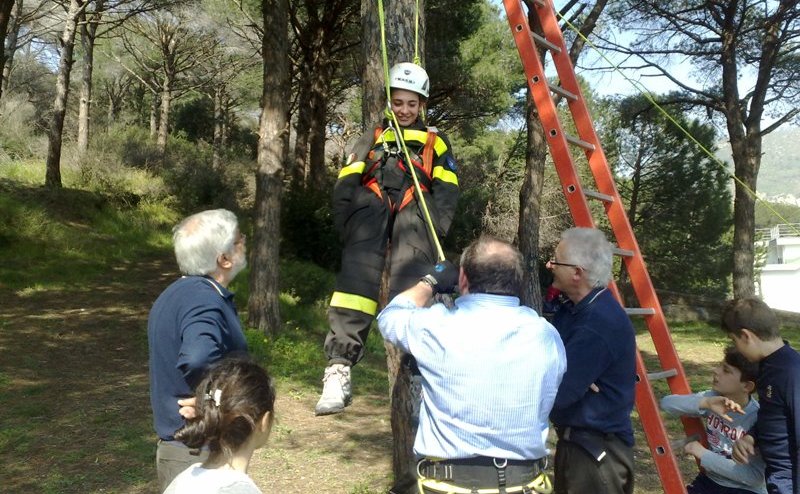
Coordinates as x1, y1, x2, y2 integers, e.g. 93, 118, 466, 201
93, 125, 253, 213
171, 93, 259, 159
0, 95, 48, 160
602, 95, 733, 296
0, 165, 178, 292
756, 200, 800, 228
281, 186, 341, 269
427, 0, 522, 136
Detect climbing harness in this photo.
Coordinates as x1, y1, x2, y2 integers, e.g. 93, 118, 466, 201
416, 457, 554, 494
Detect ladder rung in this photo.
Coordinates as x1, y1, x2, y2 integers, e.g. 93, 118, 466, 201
625, 307, 657, 316
647, 368, 678, 381
670, 434, 701, 452
530, 32, 561, 53
613, 247, 634, 257
565, 133, 596, 151
584, 189, 614, 203
547, 82, 577, 101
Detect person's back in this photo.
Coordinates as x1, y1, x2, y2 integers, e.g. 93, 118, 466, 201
164, 464, 260, 494
378, 236, 566, 493
403, 294, 565, 460
724, 297, 800, 494
149, 275, 246, 440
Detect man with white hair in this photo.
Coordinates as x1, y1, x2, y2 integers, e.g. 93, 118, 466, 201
147, 208, 249, 491
547, 227, 637, 494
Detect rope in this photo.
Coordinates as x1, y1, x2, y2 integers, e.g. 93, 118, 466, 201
553, 8, 800, 238
376, 0, 446, 262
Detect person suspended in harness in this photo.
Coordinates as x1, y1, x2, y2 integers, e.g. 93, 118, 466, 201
315, 62, 459, 415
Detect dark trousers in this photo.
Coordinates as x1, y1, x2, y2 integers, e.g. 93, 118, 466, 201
554, 433, 634, 494
325, 189, 439, 365
687, 473, 758, 494
156, 439, 209, 492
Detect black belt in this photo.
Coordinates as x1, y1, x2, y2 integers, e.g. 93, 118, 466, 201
555, 426, 619, 442
417, 456, 545, 489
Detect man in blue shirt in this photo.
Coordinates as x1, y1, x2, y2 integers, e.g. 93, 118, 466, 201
378, 236, 566, 493
547, 227, 637, 494
148, 209, 249, 491
726, 297, 800, 494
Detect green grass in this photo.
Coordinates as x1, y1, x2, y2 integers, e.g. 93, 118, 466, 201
0, 163, 178, 292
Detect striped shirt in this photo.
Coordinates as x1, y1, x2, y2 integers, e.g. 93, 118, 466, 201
378, 293, 567, 460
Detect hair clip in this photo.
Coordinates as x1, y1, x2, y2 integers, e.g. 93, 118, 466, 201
205, 388, 222, 407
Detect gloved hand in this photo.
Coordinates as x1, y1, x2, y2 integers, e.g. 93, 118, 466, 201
420, 261, 459, 294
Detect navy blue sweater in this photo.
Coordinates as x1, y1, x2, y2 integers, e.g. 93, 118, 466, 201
148, 276, 248, 440
549, 287, 637, 446
753, 343, 800, 494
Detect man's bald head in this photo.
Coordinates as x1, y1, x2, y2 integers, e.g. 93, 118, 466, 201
460, 236, 524, 297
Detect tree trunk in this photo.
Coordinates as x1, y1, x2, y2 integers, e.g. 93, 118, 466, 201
292, 69, 312, 187
517, 0, 608, 309
45, 0, 84, 188
0, 0, 17, 102
307, 60, 331, 192
361, 1, 424, 492
731, 138, 759, 298
77, 0, 103, 156
361, 0, 421, 127
518, 91, 547, 312
248, 0, 289, 335
157, 79, 172, 154
149, 92, 159, 139
212, 86, 224, 168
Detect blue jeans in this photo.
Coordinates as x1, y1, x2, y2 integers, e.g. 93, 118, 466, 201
687, 474, 758, 494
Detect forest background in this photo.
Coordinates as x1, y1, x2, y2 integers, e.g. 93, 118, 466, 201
0, 0, 799, 492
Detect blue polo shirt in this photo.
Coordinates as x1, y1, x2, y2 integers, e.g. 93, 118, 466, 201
752, 343, 800, 494
549, 287, 637, 446
148, 276, 248, 440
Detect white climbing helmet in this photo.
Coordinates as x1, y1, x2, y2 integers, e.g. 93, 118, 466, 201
389, 62, 429, 99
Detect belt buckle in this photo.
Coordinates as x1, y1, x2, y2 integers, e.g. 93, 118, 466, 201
417, 459, 453, 481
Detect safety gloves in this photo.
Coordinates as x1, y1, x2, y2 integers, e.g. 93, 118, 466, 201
420, 261, 459, 294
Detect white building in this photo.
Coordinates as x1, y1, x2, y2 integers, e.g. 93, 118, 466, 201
757, 224, 800, 313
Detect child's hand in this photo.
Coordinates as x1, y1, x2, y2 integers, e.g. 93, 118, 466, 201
732, 434, 755, 464
701, 395, 744, 421
178, 397, 198, 419
683, 440, 707, 459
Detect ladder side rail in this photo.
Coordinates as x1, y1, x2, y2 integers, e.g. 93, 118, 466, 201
606, 281, 689, 494
504, 0, 594, 227
503, 1, 704, 491
533, 0, 703, 409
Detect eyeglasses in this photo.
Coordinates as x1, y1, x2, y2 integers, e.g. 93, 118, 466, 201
548, 258, 581, 268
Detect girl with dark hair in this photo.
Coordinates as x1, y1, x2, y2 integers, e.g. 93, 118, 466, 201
164, 358, 276, 494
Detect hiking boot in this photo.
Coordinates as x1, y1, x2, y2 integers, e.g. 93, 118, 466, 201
314, 364, 352, 416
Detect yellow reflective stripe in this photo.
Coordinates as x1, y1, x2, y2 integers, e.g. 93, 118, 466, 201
330, 291, 378, 316
381, 129, 448, 156
337, 161, 366, 179
432, 166, 458, 186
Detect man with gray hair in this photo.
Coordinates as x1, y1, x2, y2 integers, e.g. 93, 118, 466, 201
547, 227, 636, 494
147, 208, 249, 491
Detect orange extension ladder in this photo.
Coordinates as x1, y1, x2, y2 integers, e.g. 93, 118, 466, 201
501, 0, 706, 492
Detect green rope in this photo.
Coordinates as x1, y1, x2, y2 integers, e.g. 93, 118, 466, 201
376, 0, 445, 261
553, 8, 799, 237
